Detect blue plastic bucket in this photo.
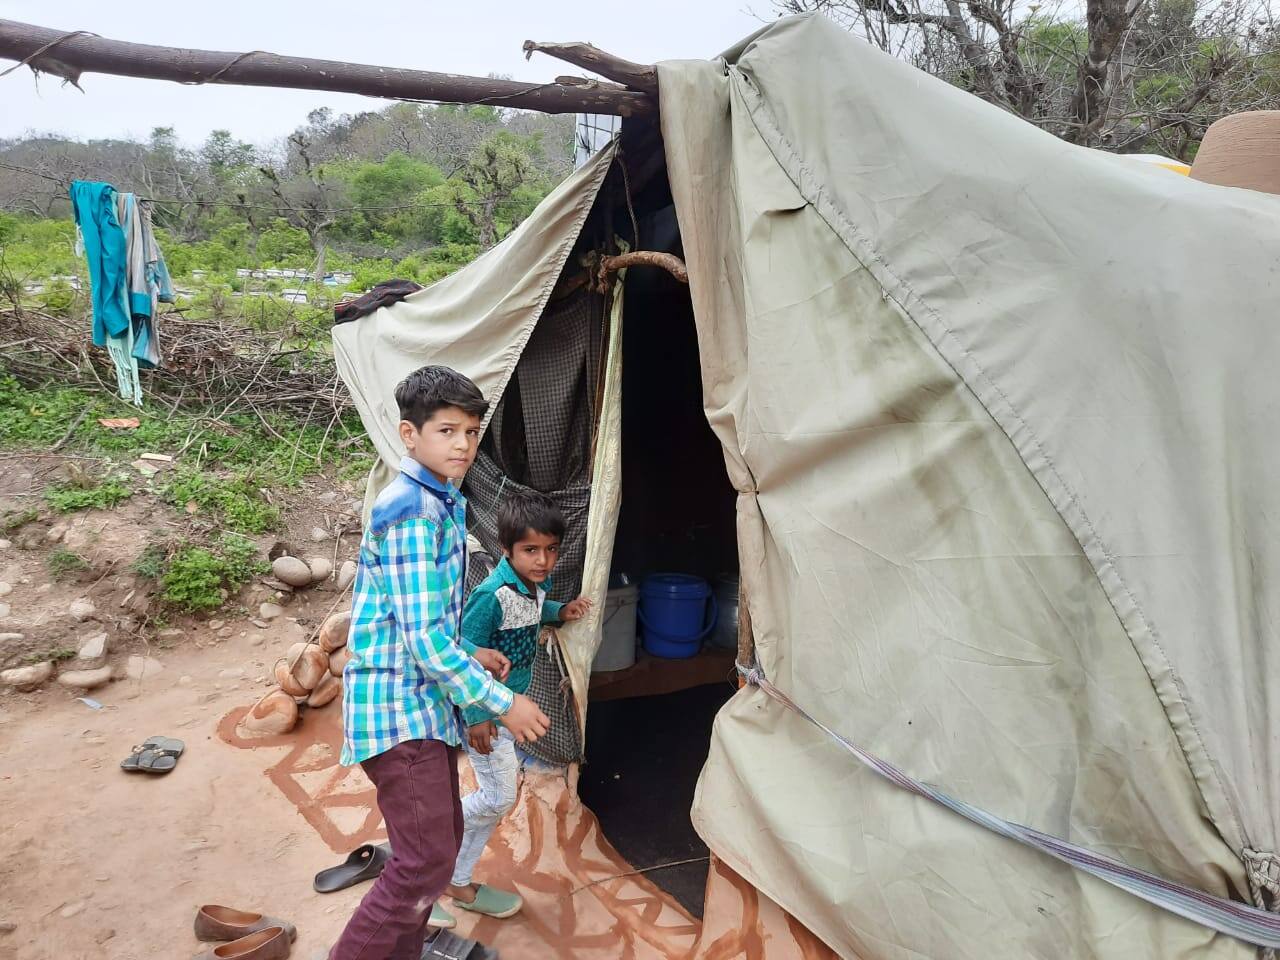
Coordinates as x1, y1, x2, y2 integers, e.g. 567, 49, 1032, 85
638, 574, 718, 659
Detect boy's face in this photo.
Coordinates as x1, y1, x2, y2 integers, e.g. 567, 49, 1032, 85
399, 406, 482, 484
504, 529, 561, 587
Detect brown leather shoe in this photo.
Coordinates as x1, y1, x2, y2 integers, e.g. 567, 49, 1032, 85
192, 926, 290, 960
195, 905, 297, 943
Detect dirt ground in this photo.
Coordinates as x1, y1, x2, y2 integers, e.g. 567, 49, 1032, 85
0, 454, 835, 960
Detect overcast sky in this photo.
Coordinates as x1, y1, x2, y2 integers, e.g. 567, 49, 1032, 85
0, 1, 773, 145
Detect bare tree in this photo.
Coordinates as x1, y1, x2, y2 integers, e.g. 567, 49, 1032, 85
778, 0, 1280, 154
258, 128, 346, 279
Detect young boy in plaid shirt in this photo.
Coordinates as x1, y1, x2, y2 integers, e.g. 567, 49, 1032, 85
330, 365, 549, 960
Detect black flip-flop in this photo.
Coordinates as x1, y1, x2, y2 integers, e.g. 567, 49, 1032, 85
141, 735, 185, 758
313, 842, 391, 893
119, 746, 178, 775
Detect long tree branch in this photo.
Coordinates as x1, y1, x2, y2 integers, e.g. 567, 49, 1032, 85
0, 20, 655, 117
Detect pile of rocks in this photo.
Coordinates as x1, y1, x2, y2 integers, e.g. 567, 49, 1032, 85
271, 554, 331, 590
237, 609, 352, 737
267, 553, 358, 593
0, 607, 114, 693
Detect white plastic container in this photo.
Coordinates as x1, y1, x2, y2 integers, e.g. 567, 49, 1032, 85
592, 584, 639, 672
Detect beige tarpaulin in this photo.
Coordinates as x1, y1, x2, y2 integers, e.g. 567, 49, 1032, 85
662, 14, 1279, 960
333, 13, 1280, 957
332, 140, 615, 518
331, 140, 624, 715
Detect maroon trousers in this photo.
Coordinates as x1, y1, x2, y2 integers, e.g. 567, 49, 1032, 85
329, 739, 463, 960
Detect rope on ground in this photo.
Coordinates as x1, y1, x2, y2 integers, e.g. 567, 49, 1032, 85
566, 856, 711, 897
735, 661, 1280, 951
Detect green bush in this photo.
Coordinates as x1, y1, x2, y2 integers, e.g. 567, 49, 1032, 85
159, 534, 267, 612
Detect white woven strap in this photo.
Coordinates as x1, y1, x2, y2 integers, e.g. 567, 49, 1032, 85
738, 663, 1280, 950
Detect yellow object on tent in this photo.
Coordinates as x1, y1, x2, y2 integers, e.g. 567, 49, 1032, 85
1122, 153, 1193, 175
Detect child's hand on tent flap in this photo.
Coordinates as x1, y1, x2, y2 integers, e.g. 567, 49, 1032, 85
503, 693, 550, 743
562, 596, 593, 621
468, 721, 498, 755
474, 647, 511, 681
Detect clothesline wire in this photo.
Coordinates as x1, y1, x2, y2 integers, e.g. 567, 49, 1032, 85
0, 159, 534, 213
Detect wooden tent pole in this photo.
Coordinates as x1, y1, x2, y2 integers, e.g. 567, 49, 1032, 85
737, 581, 755, 687
0, 20, 655, 117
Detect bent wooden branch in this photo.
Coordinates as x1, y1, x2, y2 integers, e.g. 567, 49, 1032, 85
523, 40, 659, 96
598, 251, 688, 289
0, 20, 655, 117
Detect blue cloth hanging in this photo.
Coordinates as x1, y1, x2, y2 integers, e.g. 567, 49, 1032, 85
70, 181, 174, 401
69, 180, 130, 348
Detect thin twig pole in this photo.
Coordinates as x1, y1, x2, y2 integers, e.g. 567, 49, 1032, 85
0, 20, 655, 117
50, 408, 88, 452
523, 40, 659, 96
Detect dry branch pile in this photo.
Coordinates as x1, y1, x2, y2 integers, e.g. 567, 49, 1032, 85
0, 303, 350, 430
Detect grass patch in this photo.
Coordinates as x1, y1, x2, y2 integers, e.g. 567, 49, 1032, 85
23, 647, 76, 665
1, 507, 37, 532
47, 547, 89, 580
0, 375, 368, 487
44, 477, 132, 513
159, 534, 268, 613
162, 471, 280, 534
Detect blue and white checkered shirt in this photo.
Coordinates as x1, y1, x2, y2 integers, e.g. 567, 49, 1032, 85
340, 456, 515, 766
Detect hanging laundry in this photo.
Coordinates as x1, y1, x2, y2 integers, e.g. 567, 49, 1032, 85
117, 190, 174, 370
69, 180, 174, 404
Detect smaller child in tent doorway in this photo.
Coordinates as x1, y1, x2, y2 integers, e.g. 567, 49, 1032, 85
441, 489, 593, 923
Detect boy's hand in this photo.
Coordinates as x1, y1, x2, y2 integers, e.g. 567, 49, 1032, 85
502, 694, 550, 744
562, 596, 593, 621
473, 647, 511, 681
468, 721, 497, 755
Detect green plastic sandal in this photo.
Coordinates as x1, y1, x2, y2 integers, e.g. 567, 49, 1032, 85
452, 884, 523, 919
428, 903, 456, 929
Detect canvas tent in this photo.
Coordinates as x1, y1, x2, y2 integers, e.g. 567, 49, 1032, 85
333, 13, 1280, 959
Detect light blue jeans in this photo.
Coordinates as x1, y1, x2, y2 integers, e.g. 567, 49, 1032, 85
451, 727, 520, 887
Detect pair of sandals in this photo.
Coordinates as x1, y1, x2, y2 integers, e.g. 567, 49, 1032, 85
121, 736, 185, 775
313, 842, 522, 928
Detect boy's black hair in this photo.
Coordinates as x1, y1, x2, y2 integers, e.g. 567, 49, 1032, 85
395, 365, 488, 428
497, 490, 566, 551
